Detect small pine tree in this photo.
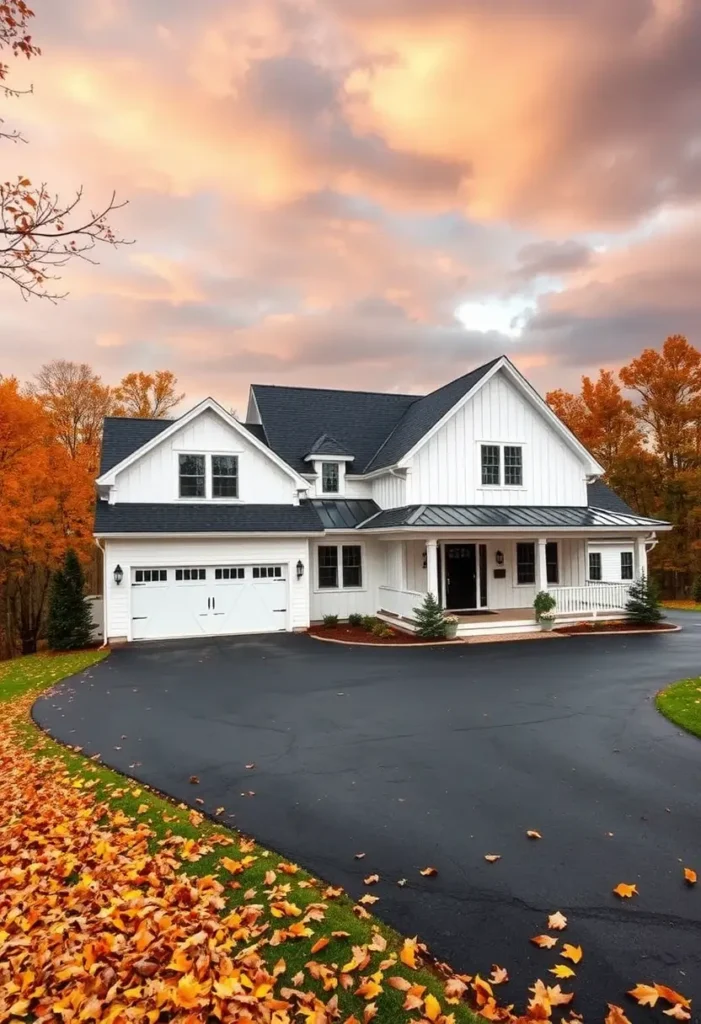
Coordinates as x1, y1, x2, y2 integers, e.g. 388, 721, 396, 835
692, 575, 701, 606
413, 592, 448, 639
48, 549, 94, 650
625, 572, 663, 626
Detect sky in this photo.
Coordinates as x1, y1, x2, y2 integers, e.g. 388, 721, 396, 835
3, 0, 701, 409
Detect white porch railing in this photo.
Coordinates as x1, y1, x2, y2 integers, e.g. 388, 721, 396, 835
378, 586, 426, 620
552, 583, 631, 616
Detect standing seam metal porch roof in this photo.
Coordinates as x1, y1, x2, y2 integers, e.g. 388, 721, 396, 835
358, 504, 670, 531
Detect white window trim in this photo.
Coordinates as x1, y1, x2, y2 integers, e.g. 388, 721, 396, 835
175, 450, 244, 503
513, 540, 537, 588
313, 459, 347, 497
476, 441, 527, 490
314, 541, 365, 593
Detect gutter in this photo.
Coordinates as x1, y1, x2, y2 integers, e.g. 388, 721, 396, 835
93, 537, 109, 649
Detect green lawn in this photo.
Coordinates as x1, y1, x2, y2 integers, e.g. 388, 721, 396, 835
656, 677, 701, 739
1, 650, 481, 1024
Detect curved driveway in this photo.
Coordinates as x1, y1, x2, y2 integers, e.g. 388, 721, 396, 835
35, 616, 701, 1020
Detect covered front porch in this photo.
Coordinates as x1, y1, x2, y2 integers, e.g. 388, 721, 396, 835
374, 534, 647, 637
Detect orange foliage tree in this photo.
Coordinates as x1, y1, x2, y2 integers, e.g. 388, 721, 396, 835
113, 370, 184, 418
0, 379, 93, 655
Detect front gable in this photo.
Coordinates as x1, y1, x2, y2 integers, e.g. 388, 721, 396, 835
99, 400, 309, 504
405, 366, 597, 507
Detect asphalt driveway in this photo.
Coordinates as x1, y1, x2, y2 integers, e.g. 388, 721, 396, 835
34, 618, 701, 1020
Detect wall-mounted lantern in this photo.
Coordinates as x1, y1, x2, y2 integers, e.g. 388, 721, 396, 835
495, 550, 504, 566
296, 560, 305, 580
113, 564, 124, 586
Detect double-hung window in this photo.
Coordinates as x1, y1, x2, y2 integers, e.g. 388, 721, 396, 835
620, 552, 633, 580
317, 544, 363, 589
212, 455, 238, 498
179, 454, 206, 497
589, 552, 602, 581
516, 542, 536, 585
321, 462, 340, 494
546, 542, 559, 584
481, 444, 523, 486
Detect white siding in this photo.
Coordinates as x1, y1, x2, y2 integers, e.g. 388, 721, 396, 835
115, 410, 300, 504
407, 371, 588, 507
405, 541, 428, 592
588, 543, 635, 583
344, 476, 373, 499
479, 538, 585, 610
104, 537, 310, 640
310, 536, 384, 621
372, 472, 406, 509
306, 467, 373, 499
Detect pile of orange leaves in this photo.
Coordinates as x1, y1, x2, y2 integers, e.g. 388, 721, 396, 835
0, 673, 694, 1024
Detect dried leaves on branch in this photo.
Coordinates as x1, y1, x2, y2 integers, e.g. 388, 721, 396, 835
0, 2, 129, 300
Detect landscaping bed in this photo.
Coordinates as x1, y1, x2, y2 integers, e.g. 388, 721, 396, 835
309, 623, 458, 644
556, 620, 678, 634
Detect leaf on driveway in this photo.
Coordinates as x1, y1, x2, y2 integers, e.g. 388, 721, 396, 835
245, 763, 255, 769
561, 944, 583, 964
489, 965, 509, 984
655, 984, 691, 1008
188, 775, 199, 784
354, 852, 366, 859
663, 1006, 691, 1020
531, 935, 558, 949
526, 830, 542, 839
358, 893, 379, 905
397, 878, 407, 887
363, 874, 379, 885
613, 882, 638, 898
550, 964, 576, 979
419, 866, 438, 876
628, 984, 659, 1006
484, 854, 501, 863
683, 867, 697, 885
605, 1005, 633, 1024
547, 911, 568, 930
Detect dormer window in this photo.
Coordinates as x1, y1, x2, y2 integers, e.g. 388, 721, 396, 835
321, 462, 340, 494
179, 454, 205, 497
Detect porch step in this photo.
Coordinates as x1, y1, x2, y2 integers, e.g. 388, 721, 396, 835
456, 619, 542, 637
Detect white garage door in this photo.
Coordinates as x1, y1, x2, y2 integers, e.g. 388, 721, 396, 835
130, 564, 288, 641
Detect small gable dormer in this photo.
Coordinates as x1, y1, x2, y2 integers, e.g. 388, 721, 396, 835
303, 434, 355, 497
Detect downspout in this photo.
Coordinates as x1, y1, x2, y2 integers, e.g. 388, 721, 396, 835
94, 537, 109, 648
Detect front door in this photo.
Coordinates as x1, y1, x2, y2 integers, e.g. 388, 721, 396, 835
445, 544, 477, 610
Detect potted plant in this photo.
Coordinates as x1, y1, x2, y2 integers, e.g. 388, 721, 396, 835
444, 614, 459, 639
538, 609, 557, 631
533, 590, 557, 626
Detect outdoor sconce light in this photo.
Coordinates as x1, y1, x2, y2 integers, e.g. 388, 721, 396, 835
422, 550, 428, 569
495, 551, 504, 565
113, 564, 124, 586
296, 560, 304, 580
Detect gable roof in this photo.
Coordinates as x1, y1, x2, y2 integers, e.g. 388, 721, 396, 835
363, 358, 501, 472
100, 417, 174, 475
97, 398, 309, 490
250, 384, 416, 474
306, 433, 355, 459
586, 480, 639, 517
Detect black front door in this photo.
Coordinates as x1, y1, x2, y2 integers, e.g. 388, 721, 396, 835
445, 544, 477, 610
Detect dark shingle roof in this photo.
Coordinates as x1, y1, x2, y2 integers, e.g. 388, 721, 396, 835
251, 360, 501, 474
99, 417, 174, 474
586, 480, 638, 516
94, 503, 324, 535
250, 384, 416, 474
306, 434, 355, 459
363, 358, 501, 472
306, 499, 380, 529
358, 503, 669, 531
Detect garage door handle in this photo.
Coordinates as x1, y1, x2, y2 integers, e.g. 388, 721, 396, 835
274, 608, 287, 613
208, 597, 211, 610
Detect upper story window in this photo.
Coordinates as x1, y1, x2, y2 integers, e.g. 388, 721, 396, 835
480, 443, 523, 487
212, 455, 238, 498
179, 454, 205, 498
321, 462, 340, 494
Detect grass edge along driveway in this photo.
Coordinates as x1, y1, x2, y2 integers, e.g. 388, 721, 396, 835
0, 649, 487, 1024
657, 677, 701, 739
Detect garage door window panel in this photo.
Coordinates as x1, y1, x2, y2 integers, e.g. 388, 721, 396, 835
252, 566, 283, 579
179, 454, 205, 498
215, 567, 245, 580
175, 568, 207, 582
134, 569, 168, 584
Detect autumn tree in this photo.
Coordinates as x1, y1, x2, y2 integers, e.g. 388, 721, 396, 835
26, 360, 114, 465
0, 378, 92, 655
1, 2, 128, 300
113, 370, 184, 419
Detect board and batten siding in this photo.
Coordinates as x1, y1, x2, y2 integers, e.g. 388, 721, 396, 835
310, 536, 384, 621
587, 543, 635, 583
406, 371, 588, 507
114, 410, 299, 504
481, 538, 585, 610
372, 472, 406, 509
103, 537, 310, 640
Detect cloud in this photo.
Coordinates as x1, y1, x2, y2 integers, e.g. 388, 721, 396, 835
514, 241, 593, 280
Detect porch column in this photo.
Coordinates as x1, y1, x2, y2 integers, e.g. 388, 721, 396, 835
634, 536, 648, 579
536, 537, 549, 592
426, 540, 439, 601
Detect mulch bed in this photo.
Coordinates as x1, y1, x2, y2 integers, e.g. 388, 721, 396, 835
308, 624, 457, 644
555, 621, 677, 635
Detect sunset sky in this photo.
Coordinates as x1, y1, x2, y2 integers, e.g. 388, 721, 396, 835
3, 0, 701, 409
